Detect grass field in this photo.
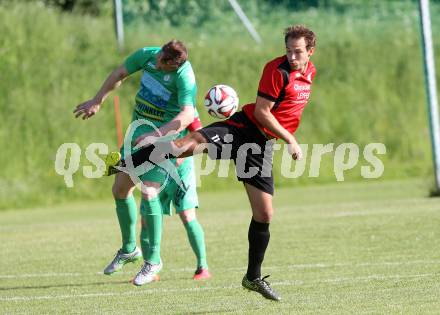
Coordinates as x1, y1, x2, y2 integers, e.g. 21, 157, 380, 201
1, 179, 440, 314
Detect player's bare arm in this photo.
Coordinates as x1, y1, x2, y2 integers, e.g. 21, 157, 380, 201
135, 105, 195, 147
74, 64, 129, 120
175, 117, 202, 166
253, 96, 303, 160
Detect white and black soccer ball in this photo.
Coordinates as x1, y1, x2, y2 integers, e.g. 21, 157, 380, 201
204, 84, 239, 119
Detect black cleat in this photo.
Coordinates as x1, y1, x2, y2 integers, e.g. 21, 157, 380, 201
242, 275, 281, 301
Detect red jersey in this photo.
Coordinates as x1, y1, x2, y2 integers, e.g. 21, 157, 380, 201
243, 55, 316, 138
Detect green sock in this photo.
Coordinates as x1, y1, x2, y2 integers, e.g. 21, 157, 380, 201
184, 219, 208, 269
115, 196, 137, 254
140, 198, 163, 264
140, 218, 150, 260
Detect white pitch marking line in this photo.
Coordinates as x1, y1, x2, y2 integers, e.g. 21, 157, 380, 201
1, 273, 438, 302
319, 273, 438, 283
1, 260, 440, 280
0, 285, 237, 302
0, 272, 84, 279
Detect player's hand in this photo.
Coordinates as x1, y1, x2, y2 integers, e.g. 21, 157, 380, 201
74, 99, 101, 120
288, 142, 303, 161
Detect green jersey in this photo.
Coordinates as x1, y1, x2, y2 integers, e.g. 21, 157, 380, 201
124, 47, 197, 126
121, 47, 198, 189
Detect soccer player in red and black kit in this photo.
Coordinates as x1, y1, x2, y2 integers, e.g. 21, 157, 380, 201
107, 25, 316, 300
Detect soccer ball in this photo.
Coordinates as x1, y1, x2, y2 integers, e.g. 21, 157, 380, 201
204, 84, 239, 119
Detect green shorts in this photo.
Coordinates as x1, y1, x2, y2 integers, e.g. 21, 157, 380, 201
120, 114, 180, 184
140, 157, 199, 216
124, 115, 198, 216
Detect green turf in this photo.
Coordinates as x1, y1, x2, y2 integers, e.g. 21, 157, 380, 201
1, 179, 440, 314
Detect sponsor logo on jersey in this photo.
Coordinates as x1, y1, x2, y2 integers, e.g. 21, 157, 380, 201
296, 92, 311, 100
294, 83, 311, 100
294, 84, 310, 91
139, 72, 171, 109
135, 96, 165, 121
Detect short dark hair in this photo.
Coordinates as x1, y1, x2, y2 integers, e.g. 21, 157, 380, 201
160, 40, 188, 67
284, 25, 316, 50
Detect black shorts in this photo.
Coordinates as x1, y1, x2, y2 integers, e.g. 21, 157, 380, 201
198, 111, 275, 195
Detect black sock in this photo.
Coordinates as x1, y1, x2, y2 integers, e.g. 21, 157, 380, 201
246, 218, 270, 280
129, 145, 154, 167
122, 143, 177, 168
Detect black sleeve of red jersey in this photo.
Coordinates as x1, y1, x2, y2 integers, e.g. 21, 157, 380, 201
256, 62, 284, 102
257, 91, 277, 102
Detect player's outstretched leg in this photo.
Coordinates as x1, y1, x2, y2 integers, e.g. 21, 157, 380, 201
103, 131, 207, 176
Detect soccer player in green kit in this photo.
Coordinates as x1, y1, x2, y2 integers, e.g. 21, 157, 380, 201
74, 40, 211, 283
